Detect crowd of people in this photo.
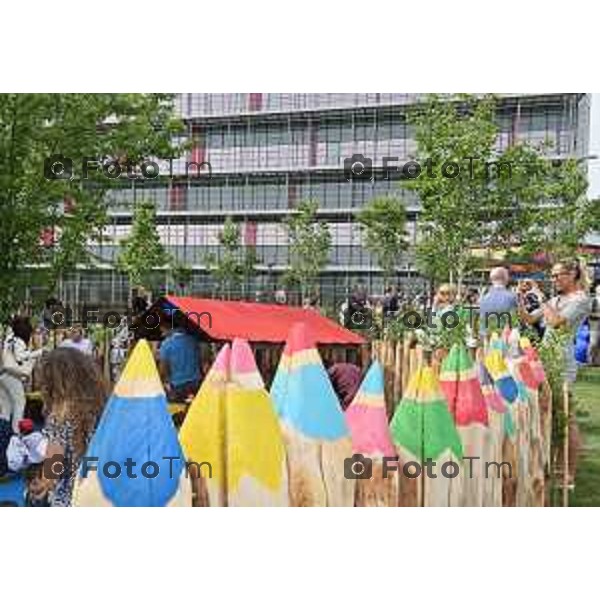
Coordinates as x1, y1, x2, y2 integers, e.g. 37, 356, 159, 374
0, 258, 599, 505
339, 262, 600, 368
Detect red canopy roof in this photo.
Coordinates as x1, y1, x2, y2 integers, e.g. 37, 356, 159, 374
160, 296, 365, 345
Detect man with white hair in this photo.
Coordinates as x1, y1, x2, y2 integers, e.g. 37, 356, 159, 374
479, 266, 518, 335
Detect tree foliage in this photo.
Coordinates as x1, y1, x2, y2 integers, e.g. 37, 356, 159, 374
358, 196, 409, 285
283, 199, 331, 301
404, 94, 594, 287
204, 217, 256, 299
168, 260, 193, 295
117, 202, 170, 290
0, 93, 184, 318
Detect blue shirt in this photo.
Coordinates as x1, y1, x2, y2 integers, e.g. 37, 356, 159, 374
159, 329, 201, 388
479, 285, 518, 332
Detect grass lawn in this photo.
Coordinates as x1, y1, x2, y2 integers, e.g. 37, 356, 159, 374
571, 367, 600, 507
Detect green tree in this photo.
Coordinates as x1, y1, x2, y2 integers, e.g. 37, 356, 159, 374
283, 199, 331, 303
204, 217, 256, 299
167, 259, 193, 296
0, 93, 184, 318
117, 202, 170, 291
403, 94, 595, 290
358, 196, 409, 287
520, 157, 595, 262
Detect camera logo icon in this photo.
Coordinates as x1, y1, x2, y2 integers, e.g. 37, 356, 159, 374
344, 453, 373, 479
44, 154, 73, 180
344, 154, 373, 181
343, 306, 373, 331
43, 454, 68, 480
43, 305, 72, 331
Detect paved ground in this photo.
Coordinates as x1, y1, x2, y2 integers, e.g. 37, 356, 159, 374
571, 367, 600, 507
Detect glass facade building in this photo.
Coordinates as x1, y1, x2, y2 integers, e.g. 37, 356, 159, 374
55, 93, 591, 310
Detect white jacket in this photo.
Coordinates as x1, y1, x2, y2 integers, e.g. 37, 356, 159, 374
2, 333, 42, 379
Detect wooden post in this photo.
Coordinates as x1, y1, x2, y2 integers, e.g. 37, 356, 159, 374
371, 340, 379, 364
393, 340, 403, 410
103, 327, 111, 384
562, 382, 570, 508
401, 338, 411, 392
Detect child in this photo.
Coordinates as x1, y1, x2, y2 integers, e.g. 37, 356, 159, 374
26, 348, 106, 506
0, 417, 46, 507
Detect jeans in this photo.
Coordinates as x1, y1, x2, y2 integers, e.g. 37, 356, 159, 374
0, 373, 26, 433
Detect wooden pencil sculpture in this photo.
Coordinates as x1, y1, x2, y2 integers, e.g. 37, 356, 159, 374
508, 330, 547, 506
520, 337, 547, 386
180, 343, 230, 506
439, 343, 489, 507
227, 338, 288, 506
484, 333, 519, 404
180, 340, 288, 507
498, 332, 532, 505
521, 335, 551, 487
390, 366, 463, 507
346, 360, 398, 507
502, 329, 535, 506
72, 340, 192, 507
484, 335, 519, 505
270, 323, 354, 507
479, 362, 507, 506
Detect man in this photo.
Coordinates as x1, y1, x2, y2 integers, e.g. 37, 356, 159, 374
479, 267, 518, 335
344, 282, 370, 328
159, 313, 202, 403
382, 286, 399, 317
350, 282, 368, 312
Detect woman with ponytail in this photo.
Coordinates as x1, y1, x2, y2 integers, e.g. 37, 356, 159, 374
520, 257, 592, 487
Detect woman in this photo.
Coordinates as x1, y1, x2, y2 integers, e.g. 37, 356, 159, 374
432, 283, 457, 314
27, 348, 107, 506
519, 259, 592, 486
0, 317, 43, 432
520, 260, 591, 383
415, 284, 457, 358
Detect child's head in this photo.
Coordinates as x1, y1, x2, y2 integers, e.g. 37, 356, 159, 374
39, 348, 107, 458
